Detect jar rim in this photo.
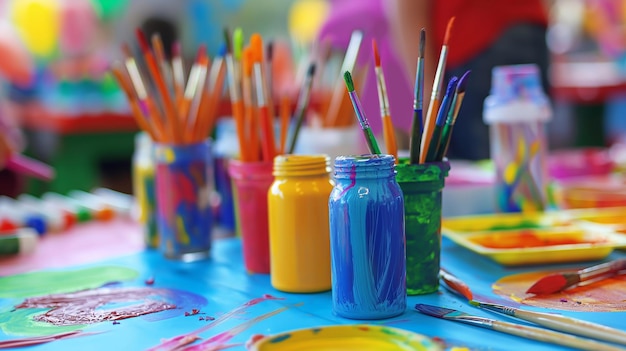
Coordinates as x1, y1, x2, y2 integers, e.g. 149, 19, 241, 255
273, 154, 331, 177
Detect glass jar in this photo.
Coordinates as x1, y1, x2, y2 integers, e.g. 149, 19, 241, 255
154, 140, 213, 261
328, 154, 406, 319
268, 155, 334, 293
483, 64, 552, 212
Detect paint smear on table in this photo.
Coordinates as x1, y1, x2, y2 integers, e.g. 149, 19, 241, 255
0, 266, 207, 337
0, 266, 138, 298
147, 294, 284, 351
2, 286, 206, 336
492, 270, 626, 312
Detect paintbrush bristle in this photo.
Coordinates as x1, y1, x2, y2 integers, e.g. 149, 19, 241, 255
121, 42, 133, 60
526, 273, 575, 295
343, 71, 355, 92
444, 76, 458, 98
415, 304, 456, 318
372, 39, 381, 67
233, 28, 244, 60
419, 28, 425, 58
456, 70, 472, 93
243, 47, 253, 77
250, 34, 264, 63
218, 42, 227, 58
266, 41, 274, 61
172, 41, 181, 57
440, 269, 474, 301
443, 17, 455, 46
135, 28, 150, 54
195, 44, 207, 63
223, 27, 233, 54
307, 62, 316, 77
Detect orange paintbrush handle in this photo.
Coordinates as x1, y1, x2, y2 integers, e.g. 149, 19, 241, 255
143, 97, 169, 143
231, 100, 249, 161
246, 104, 260, 162
129, 99, 158, 141
144, 51, 182, 144
420, 99, 440, 163
382, 115, 398, 162
258, 105, 276, 162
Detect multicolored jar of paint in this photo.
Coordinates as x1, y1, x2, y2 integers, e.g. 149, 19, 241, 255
329, 154, 406, 319
154, 140, 213, 261
268, 155, 334, 293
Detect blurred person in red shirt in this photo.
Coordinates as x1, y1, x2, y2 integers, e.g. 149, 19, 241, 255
319, 0, 550, 160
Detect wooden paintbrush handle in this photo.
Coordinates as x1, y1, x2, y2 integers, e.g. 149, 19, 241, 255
515, 309, 626, 346
493, 320, 625, 351
579, 258, 626, 281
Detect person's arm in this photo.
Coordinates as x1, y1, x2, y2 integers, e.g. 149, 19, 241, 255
385, 0, 436, 112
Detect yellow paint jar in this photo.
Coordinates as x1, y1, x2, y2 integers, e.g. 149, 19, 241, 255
268, 154, 334, 293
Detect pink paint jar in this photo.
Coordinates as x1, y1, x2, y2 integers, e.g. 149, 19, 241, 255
228, 159, 273, 274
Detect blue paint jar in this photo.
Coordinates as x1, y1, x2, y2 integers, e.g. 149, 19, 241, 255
328, 154, 406, 319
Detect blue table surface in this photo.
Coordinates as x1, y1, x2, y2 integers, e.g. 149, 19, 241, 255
1, 236, 625, 351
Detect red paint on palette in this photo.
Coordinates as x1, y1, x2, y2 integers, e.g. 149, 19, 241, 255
493, 270, 626, 312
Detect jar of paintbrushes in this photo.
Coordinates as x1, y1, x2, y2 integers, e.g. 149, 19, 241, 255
483, 64, 552, 213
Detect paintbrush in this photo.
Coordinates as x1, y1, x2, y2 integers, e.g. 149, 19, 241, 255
224, 28, 249, 161
327, 30, 363, 127
344, 70, 381, 154
121, 43, 167, 142
436, 70, 471, 161
111, 61, 158, 140
425, 76, 457, 163
526, 259, 626, 295
251, 33, 277, 161
409, 28, 426, 164
136, 28, 182, 143
440, 269, 626, 346
415, 304, 625, 351
287, 63, 316, 154
372, 39, 398, 162
420, 17, 454, 164
171, 41, 185, 103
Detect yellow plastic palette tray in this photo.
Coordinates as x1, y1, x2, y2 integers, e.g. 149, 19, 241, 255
443, 212, 626, 266
565, 206, 626, 227
441, 211, 575, 233
248, 324, 441, 351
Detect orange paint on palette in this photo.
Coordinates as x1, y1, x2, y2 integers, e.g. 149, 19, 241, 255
492, 270, 626, 312
469, 230, 603, 249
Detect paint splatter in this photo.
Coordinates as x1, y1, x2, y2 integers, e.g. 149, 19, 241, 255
179, 306, 289, 351
14, 287, 177, 326
147, 295, 284, 351
0, 330, 103, 349
493, 270, 626, 312
185, 309, 201, 317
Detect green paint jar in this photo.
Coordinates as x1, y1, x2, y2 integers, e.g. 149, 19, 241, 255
395, 158, 450, 295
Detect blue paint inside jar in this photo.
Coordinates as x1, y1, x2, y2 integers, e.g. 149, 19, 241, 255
328, 154, 406, 320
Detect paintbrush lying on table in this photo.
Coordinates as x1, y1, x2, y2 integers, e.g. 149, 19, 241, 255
415, 304, 626, 351
439, 269, 626, 346
526, 258, 626, 295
